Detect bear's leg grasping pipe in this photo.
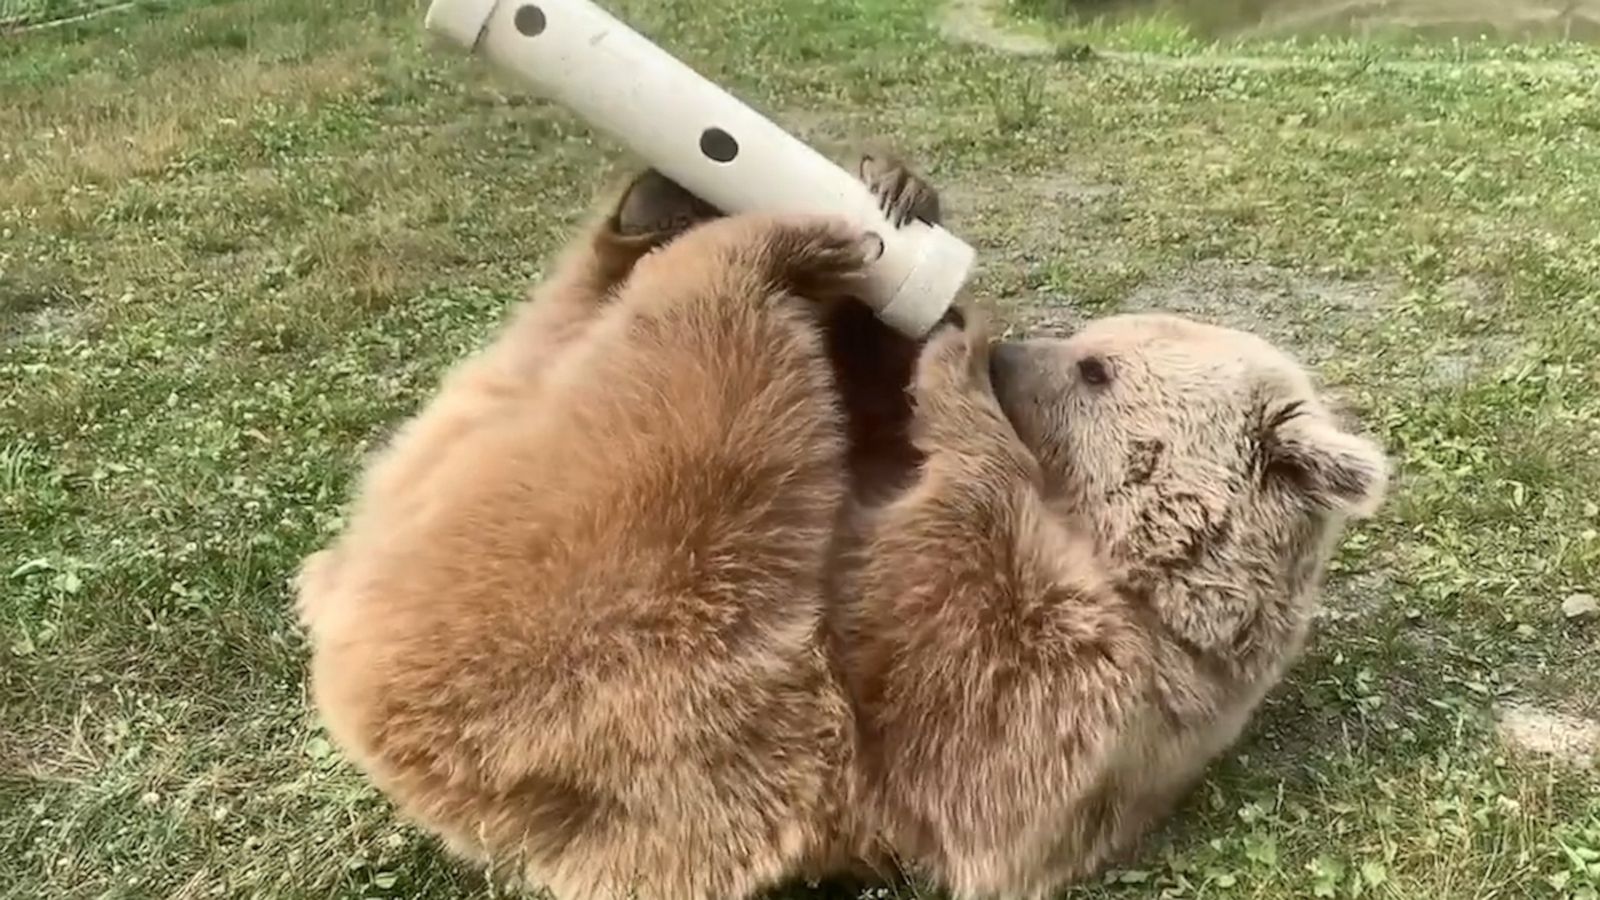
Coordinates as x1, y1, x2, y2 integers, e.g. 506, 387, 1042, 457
424, 0, 976, 338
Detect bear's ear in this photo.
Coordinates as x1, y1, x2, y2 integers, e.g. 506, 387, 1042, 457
1263, 404, 1389, 517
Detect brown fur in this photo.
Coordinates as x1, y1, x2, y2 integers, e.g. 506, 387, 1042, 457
297, 161, 1387, 900
297, 160, 913, 900
837, 314, 1387, 898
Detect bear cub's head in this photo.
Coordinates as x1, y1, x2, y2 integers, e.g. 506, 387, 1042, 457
989, 313, 1388, 657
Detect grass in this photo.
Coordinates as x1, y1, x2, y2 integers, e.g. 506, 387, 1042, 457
1006, 0, 1600, 44
3, 0, 1600, 897
0, 0, 172, 29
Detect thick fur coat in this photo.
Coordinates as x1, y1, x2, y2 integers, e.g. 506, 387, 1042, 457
296, 160, 1387, 900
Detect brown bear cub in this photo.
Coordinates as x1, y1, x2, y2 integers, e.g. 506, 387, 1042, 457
297, 158, 1386, 900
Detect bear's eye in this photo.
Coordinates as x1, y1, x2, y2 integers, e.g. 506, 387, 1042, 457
1077, 356, 1112, 387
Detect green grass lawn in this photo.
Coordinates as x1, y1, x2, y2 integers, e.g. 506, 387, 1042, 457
3, 0, 1599, 897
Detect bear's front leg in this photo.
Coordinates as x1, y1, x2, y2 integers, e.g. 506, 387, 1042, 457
909, 317, 1035, 479
843, 318, 1153, 900
825, 151, 953, 501
334, 168, 721, 567
499, 168, 722, 364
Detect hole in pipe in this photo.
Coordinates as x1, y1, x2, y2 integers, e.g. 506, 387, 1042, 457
699, 127, 739, 163
514, 4, 546, 35
861, 232, 884, 262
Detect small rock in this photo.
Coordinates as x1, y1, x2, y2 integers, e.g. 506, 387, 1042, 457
1563, 592, 1599, 621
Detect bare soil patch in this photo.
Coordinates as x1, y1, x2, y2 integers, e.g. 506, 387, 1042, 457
1120, 260, 1395, 364
1496, 703, 1600, 768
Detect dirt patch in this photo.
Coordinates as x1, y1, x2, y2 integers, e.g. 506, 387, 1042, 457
940, 0, 1600, 73
931, 177, 1398, 363
774, 109, 885, 152
1236, 0, 1600, 41
1403, 277, 1535, 390
944, 172, 1121, 331
0, 269, 88, 348
941, 0, 1053, 55
1317, 571, 1396, 624
1119, 260, 1395, 364
1019, 0, 1600, 41
945, 172, 1117, 241
1419, 334, 1529, 389
1495, 703, 1600, 768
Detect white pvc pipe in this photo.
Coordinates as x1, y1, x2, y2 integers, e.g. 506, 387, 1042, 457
423, 0, 975, 337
